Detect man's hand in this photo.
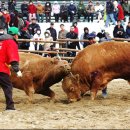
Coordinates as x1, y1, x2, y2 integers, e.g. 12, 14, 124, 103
17, 71, 22, 77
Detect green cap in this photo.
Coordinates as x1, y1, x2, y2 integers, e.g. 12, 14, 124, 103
8, 27, 19, 35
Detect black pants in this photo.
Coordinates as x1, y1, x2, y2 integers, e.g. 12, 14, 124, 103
54, 13, 59, 22
60, 13, 68, 22
0, 72, 15, 110
45, 13, 51, 22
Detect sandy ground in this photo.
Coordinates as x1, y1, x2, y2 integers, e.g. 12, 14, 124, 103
0, 79, 130, 129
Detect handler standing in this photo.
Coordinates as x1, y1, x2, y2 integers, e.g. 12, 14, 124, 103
0, 26, 22, 110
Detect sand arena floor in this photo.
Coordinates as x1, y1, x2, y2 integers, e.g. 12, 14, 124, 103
0, 79, 130, 129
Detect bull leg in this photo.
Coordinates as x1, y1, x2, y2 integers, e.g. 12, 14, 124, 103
90, 71, 103, 100
24, 85, 35, 103
40, 88, 57, 102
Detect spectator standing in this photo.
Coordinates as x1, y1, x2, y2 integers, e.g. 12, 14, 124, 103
114, 1, 125, 25
105, 0, 116, 27
47, 22, 57, 46
28, 18, 40, 36
52, 1, 60, 22
80, 27, 89, 48
36, 1, 44, 23
66, 26, 80, 57
0, 11, 6, 30
113, 20, 125, 38
73, 21, 79, 35
77, 0, 86, 22
86, 1, 95, 23
58, 24, 68, 48
32, 29, 44, 54
28, 1, 37, 21
43, 30, 53, 57
21, 0, 29, 20
126, 22, 130, 38
122, 0, 129, 23
0, 26, 22, 110
0, 2, 6, 12
68, 1, 77, 22
45, 1, 52, 23
2, 9, 10, 31
19, 25, 31, 50
60, 1, 68, 22
8, 0, 16, 13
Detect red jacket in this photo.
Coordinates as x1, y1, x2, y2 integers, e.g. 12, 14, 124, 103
0, 39, 19, 75
28, 4, 37, 14
74, 27, 79, 35
117, 4, 124, 20
3, 13, 11, 24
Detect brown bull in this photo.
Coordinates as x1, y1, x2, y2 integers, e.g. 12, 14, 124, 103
62, 41, 130, 102
11, 52, 71, 102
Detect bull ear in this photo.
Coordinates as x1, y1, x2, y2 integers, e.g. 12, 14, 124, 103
70, 87, 75, 92
51, 57, 59, 64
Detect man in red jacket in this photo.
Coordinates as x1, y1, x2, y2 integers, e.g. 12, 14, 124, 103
0, 26, 22, 110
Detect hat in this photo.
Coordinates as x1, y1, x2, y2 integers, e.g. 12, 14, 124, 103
50, 22, 54, 25
88, 33, 96, 39
8, 27, 19, 35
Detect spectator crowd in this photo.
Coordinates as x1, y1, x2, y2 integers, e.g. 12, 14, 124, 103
0, 0, 130, 58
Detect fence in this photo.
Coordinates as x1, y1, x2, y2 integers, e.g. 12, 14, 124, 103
17, 38, 130, 61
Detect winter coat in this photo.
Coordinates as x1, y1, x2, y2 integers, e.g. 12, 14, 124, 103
77, 3, 85, 13
28, 23, 40, 36
47, 27, 57, 41
28, 4, 37, 14
66, 31, 80, 50
52, 4, 60, 14
86, 4, 95, 14
0, 34, 19, 75
8, 2, 16, 12
3, 13, 11, 24
36, 4, 44, 14
60, 4, 68, 15
126, 26, 130, 38
68, 4, 77, 15
117, 4, 124, 20
113, 25, 125, 38
106, 1, 114, 14
58, 29, 68, 39
45, 2, 52, 14
122, 3, 129, 14
0, 15, 6, 28
21, 3, 28, 13
80, 32, 89, 48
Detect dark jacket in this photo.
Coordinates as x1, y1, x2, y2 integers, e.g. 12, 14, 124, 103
45, 2, 52, 14
83, 32, 89, 48
47, 27, 57, 41
113, 25, 125, 38
8, 1, 16, 12
60, 4, 68, 15
68, 4, 77, 15
126, 26, 130, 38
0, 16, 6, 29
66, 31, 80, 50
106, 1, 114, 14
28, 23, 40, 36
21, 3, 28, 13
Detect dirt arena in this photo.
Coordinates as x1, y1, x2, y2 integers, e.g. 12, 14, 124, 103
0, 79, 130, 129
